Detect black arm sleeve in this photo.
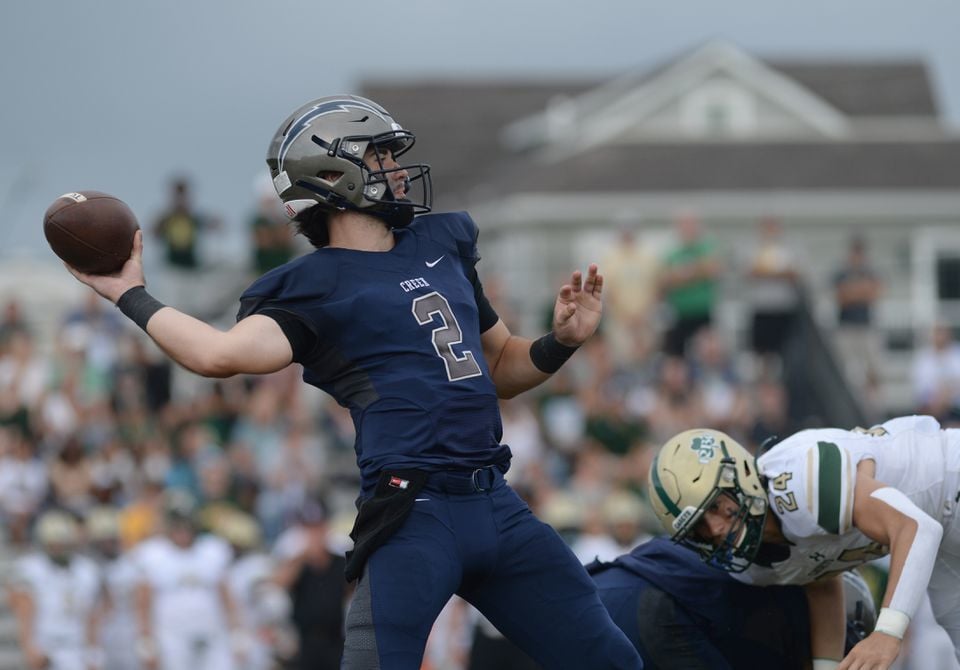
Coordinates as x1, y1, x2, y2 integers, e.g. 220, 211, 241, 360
254, 308, 317, 363
468, 267, 500, 334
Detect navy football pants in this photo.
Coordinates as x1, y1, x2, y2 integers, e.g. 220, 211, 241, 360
342, 473, 643, 669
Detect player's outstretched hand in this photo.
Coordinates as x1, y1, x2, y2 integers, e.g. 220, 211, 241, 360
838, 631, 901, 670
552, 263, 603, 347
64, 229, 146, 304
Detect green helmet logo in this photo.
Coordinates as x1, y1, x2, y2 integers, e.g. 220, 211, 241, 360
691, 434, 718, 463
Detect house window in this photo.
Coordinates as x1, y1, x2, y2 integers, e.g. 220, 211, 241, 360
680, 80, 757, 137
937, 256, 960, 300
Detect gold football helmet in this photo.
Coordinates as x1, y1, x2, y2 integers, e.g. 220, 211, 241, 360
648, 428, 768, 572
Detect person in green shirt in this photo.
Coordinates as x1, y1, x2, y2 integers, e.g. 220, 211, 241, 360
659, 212, 722, 357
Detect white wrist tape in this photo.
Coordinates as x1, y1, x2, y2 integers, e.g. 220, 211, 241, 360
812, 660, 840, 670
870, 487, 943, 618
874, 607, 910, 640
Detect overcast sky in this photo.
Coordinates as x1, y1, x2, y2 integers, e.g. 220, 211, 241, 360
2, 0, 959, 263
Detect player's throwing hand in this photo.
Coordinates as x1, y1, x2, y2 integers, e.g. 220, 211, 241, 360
65, 229, 146, 304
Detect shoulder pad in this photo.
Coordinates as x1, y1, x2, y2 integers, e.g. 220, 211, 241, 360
412, 211, 480, 261
237, 252, 336, 321
763, 439, 856, 537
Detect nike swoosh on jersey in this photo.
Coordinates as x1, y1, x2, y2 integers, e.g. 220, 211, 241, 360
415, 498, 431, 502
425, 255, 445, 267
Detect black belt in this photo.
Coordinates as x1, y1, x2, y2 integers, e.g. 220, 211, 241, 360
426, 465, 502, 494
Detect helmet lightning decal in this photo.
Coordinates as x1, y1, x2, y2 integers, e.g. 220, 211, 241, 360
691, 434, 718, 463
278, 98, 392, 171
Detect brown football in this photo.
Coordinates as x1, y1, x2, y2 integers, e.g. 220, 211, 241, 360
43, 191, 139, 274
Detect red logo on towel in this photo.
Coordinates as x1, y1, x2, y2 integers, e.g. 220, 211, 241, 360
389, 476, 410, 490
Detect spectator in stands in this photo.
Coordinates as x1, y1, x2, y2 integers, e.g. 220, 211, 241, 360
254, 419, 325, 543
576, 338, 647, 458
659, 212, 722, 357
232, 382, 287, 485
601, 220, 661, 365
0, 425, 47, 546
151, 176, 222, 315
88, 435, 136, 505
742, 216, 802, 377
746, 378, 795, 454
272, 499, 348, 670
49, 436, 93, 515
573, 491, 651, 564
124, 333, 172, 414
152, 176, 216, 271
0, 298, 30, 354
537, 367, 589, 458
61, 291, 126, 395
197, 449, 241, 533
0, 327, 50, 434
249, 173, 297, 275
643, 355, 706, 444
220, 511, 295, 670
118, 478, 165, 549
689, 327, 749, 439
912, 322, 960, 424
7, 510, 104, 670
86, 505, 143, 670
498, 396, 547, 487
832, 234, 884, 416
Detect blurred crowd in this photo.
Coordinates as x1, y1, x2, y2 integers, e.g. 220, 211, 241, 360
3, 175, 960, 670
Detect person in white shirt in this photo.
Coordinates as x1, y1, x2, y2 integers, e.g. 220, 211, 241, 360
132, 492, 243, 670
6, 510, 104, 670
219, 510, 295, 670
86, 505, 143, 670
0, 426, 47, 546
912, 323, 960, 422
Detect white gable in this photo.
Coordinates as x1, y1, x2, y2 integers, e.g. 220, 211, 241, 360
502, 41, 851, 159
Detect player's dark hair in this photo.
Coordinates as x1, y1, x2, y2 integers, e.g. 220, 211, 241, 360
294, 205, 330, 248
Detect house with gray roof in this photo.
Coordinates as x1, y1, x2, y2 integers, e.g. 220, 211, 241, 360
364, 41, 960, 414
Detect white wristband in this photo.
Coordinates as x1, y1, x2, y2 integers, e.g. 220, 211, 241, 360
812, 660, 840, 670
874, 607, 910, 640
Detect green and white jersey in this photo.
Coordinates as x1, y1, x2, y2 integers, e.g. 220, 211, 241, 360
737, 415, 957, 586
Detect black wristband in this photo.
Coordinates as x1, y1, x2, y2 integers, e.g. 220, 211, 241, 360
116, 286, 165, 331
529, 332, 579, 374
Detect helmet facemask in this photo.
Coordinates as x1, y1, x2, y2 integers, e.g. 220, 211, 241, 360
650, 430, 769, 573
673, 473, 768, 574
353, 131, 432, 228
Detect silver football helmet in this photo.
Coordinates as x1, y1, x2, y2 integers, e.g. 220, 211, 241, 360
265, 95, 431, 226
649, 429, 768, 573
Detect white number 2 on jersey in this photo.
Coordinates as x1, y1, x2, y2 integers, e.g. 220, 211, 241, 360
412, 291, 483, 382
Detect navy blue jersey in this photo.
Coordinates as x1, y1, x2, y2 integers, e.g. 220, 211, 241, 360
589, 538, 810, 670
238, 212, 510, 492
